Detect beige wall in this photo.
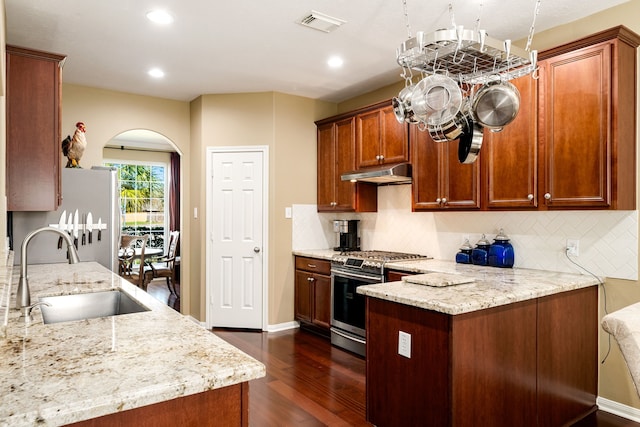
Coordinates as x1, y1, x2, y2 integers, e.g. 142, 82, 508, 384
61, 84, 193, 313
188, 92, 335, 323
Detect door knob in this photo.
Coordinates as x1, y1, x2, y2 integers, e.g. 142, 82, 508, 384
544, 193, 551, 200
254, 247, 261, 253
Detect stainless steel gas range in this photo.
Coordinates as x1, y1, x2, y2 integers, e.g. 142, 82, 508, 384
330, 250, 429, 357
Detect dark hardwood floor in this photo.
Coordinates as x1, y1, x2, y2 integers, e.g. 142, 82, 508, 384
144, 285, 640, 427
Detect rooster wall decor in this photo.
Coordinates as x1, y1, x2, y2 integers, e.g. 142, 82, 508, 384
62, 122, 87, 168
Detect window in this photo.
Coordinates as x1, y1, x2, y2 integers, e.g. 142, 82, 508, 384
105, 162, 168, 250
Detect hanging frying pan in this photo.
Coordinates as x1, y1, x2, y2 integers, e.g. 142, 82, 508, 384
458, 119, 484, 164
471, 80, 520, 132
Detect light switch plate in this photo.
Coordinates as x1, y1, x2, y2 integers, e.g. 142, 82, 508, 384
285, 207, 292, 219
398, 331, 411, 358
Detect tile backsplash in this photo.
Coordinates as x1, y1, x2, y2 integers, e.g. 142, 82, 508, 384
292, 185, 638, 281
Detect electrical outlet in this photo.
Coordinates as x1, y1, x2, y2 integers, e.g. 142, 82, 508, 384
566, 239, 580, 256
398, 331, 411, 358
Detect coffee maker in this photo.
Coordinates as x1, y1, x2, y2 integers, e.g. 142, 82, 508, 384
333, 220, 360, 251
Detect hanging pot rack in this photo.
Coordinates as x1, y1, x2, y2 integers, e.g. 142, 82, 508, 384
392, 1, 542, 163
396, 27, 538, 85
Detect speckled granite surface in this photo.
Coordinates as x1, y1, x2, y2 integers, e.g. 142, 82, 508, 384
292, 249, 338, 261
0, 260, 265, 427
293, 250, 600, 315
360, 259, 600, 315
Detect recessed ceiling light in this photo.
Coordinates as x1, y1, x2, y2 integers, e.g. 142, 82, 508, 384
148, 68, 165, 78
328, 56, 344, 68
146, 10, 174, 25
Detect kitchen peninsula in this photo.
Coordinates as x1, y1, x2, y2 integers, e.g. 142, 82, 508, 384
357, 259, 599, 427
0, 255, 265, 427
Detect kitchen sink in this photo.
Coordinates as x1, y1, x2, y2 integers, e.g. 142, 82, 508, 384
39, 289, 150, 324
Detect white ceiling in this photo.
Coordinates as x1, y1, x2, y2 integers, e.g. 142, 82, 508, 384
6, 0, 629, 104
5, 0, 629, 151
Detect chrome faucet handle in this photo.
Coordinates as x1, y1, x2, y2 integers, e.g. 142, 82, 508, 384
19, 301, 52, 324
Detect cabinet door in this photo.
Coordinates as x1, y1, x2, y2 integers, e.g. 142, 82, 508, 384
411, 127, 443, 210
334, 117, 358, 210
443, 141, 481, 209
539, 43, 611, 208
294, 270, 312, 323
312, 274, 331, 330
412, 126, 480, 210
356, 110, 382, 168
6, 47, 64, 211
380, 106, 409, 165
316, 122, 336, 211
484, 75, 538, 209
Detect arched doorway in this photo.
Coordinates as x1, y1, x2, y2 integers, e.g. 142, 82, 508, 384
103, 129, 182, 310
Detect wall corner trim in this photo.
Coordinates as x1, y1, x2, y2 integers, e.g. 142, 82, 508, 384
597, 396, 640, 422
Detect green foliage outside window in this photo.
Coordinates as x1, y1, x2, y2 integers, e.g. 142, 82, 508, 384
105, 162, 167, 249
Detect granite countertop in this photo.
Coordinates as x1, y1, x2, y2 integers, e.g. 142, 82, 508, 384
0, 260, 265, 427
292, 249, 338, 261
359, 259, 600, 315
292, 250, 600, 315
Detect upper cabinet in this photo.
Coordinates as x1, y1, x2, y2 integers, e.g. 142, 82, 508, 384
316, 116, 377, 212
412, 126, 480, 211
537, 26, 639, 210
356, 102, 409, 168
6, 46, 66, 211
482, 74, 538, 209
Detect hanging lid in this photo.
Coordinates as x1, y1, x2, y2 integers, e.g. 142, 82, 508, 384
493, 228, 510, 242
475, 234, 491, 247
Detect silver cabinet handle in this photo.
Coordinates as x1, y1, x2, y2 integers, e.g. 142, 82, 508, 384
527, 194, 534, 201
254, 247, 260, 253
441, 197, 447, 204
436, 198, 442, 203
307, 264, 317, 268
544, 193, 551, 200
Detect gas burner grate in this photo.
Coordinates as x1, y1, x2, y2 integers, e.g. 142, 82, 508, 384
337, 250, 429, 262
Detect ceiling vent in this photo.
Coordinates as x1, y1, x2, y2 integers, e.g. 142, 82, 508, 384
297, 10, 346, 33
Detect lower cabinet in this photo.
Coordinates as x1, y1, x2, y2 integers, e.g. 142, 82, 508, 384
366, 286, 597, 426
65, 383, 248, 427
295, 256, 331, 335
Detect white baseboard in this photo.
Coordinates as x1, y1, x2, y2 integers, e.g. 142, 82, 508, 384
265, 321, 300, 333
597, 396, 640, 422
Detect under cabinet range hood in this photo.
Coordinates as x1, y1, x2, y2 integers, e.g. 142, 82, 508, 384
341, 163, 412, 184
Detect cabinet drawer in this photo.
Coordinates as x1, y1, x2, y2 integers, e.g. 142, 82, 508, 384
295, 257, 331, 275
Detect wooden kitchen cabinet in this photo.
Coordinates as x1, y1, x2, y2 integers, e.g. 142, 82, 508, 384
6, 45, 66, 211
482, 74, 538, 209
294, 256, 332, 335
356, 102, 409, 168
316, 116, 377, 212
366, 286, 597, 426
411, 126, 480, 210
537, 26, 639, 210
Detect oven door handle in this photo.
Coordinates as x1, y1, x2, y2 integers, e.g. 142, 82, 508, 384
331, 327, 366, 345
331, 269, 383, 282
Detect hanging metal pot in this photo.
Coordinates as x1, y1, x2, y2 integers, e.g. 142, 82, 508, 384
428, 109, 470, 143
392, 84, 419, 124
411, 74, 462, 126
471, 80, 520, 132
458, 118, 484, 164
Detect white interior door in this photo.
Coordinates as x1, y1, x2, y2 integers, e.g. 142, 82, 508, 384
207, 148, 266, 329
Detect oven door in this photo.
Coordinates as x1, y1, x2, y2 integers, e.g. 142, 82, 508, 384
331, 269, 382, 338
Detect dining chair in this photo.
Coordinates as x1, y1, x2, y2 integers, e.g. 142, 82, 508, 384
119, 234, 154, 290
149, 231, 180, 295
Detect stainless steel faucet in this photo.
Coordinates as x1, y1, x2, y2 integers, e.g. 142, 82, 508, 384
16, 226, 80, 318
